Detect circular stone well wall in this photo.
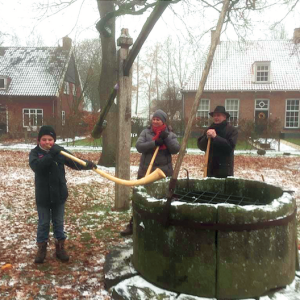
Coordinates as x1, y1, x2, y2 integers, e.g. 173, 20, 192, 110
132, 177, 297, 299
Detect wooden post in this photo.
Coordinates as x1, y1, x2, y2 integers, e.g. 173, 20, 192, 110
115, 28, 133, 210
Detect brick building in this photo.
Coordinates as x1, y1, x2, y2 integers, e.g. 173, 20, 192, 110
182, 29, 300, 138
0, 36, 83, 137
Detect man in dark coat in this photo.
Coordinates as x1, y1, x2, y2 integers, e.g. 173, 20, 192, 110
198, 106, 238, 178
29, 125, 96, 263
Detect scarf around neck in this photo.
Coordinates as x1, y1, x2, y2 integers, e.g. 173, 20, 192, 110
152, 124, 167, 150
209, 120, 227, 138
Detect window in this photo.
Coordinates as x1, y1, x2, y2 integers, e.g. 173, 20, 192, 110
196, 99, 210, 127
64, 82, 70, 95
255, 99, 269, 110
72, 85, 76, 97
23, 109, 43, 128
253, 62, 271, 83
0, 78, 7, 89
225, 99, 239, 126
62, 111, 65, 126
285, 99, 299, 128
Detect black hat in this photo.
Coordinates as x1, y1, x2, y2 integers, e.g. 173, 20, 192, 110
38, 125, 56, 141
209, 106, 230, 118
153, 109, 167, 123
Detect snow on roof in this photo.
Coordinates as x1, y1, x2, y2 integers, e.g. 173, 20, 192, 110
183, 40, 300, 92
0, 47, 71, 96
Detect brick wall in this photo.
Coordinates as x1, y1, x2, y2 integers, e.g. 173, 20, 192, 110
183, 91, 300, 134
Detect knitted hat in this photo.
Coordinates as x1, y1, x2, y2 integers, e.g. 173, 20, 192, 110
152, 109, 167, 124
38, 125, 56, 141
209, 106, 230, 118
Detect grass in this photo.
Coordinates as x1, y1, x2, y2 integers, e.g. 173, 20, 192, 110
284, 138, 300, 146
62, 136, 252, 149
235, 140, 254, 150
61, 138, 102, 147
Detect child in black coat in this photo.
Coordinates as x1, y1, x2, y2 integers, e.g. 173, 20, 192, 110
29, 125, 96, 263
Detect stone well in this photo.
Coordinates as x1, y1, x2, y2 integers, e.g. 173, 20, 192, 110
132, 177, 297, 299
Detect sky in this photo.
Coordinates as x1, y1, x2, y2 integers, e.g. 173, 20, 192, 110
1, 0, 300, 47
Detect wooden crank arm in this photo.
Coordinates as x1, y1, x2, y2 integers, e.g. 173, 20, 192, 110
203, 137, 211, 178
60, 150, 166, 186
163, 0, 230, 227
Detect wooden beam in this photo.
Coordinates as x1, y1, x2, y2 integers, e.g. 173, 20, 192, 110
164, 0, 231, 225
123, 0, 170, 76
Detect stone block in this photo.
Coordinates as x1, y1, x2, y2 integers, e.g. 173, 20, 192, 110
104, 242, 138, 290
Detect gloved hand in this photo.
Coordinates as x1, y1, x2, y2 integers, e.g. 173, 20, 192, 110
159, 131, 169, 140
49, 144, 63, 156
155, 138, 164, 146
85, 160, 97, 170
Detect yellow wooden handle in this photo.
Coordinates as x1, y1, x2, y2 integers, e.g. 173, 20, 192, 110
60, 150, 166, 186
145, 146, 159, 177
203, 137, 211, 178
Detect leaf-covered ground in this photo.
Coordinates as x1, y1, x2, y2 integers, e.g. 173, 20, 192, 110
0, 150, 299, 299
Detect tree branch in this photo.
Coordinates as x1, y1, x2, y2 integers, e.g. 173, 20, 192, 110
123, 0, 173, 76
270, 0, 300, 30
96, 1, 158, 36
200, 0, 222, 13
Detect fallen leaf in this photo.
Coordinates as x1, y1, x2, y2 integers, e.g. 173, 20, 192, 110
1, 264, 12, 271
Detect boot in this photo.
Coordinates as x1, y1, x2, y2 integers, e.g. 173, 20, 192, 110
120, 217, 133, 236
34, 241, 47, 263
55, 239, 69, 262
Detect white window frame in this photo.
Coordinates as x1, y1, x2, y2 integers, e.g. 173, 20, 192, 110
255, 99, 269, 111
62, 110, 66, 126
285, 99, 299, 128
253, 62, 271, 83
254, 99, 269, 119
0, 77, 7, 89
225, 99, 239, 126
196, 99, 210, 127
23, 108, 43, 129
64, 82, 70, 95
72, 84, 76, 97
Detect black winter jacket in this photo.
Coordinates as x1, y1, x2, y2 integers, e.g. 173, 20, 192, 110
29, 145, 88, 207
198, 121, 238, 178
136, 126, 180, 178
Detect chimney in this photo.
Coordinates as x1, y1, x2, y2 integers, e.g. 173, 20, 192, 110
62, 36, 72, 50
293, 28, 300, 44
211, 30, 220, 45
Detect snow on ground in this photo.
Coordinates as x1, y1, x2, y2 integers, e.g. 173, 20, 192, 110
0, 138, 299, 299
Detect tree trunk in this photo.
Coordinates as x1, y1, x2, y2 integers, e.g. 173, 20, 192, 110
97, 1, 117, 167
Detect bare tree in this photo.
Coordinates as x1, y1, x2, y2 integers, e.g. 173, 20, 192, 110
143, 47, 156, 121
74, 39, 102, 112
269, 24, 289, 40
